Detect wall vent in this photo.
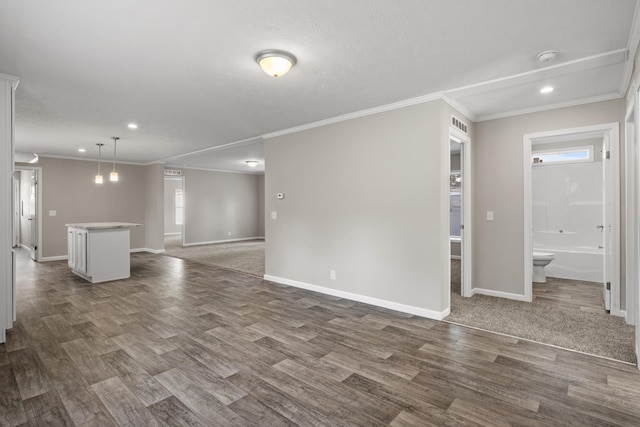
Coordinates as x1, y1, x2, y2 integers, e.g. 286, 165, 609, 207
451, 115, 468, 135
164, 169, 182, 176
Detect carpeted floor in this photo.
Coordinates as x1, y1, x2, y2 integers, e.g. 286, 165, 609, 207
164, 235, 265, 277
446, 259, 636, 364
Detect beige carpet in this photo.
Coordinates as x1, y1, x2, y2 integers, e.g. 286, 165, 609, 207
446, 260, 636, 364
164, 235, 265, 277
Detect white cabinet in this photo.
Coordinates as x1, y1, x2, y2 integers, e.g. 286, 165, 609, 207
66, 223, 140, 283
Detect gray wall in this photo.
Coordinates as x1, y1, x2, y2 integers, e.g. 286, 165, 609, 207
164, 178, 183, 235
265, 100, 453, 315
37, 157, 148, 258
144, 164, 165, 252
473, 99, 624, 296
182, 169, 263, 244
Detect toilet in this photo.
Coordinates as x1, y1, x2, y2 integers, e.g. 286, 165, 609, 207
533, 251, 555, 283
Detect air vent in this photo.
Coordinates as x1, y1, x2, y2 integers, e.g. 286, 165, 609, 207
164, 169, 182, 176
451, 115, 468, 135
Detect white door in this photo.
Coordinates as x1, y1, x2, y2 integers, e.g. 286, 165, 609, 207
29, 171, 38, 261
12, 177, 19, 247
603, 134, 612, 310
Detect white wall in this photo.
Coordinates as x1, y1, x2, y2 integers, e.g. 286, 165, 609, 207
473, 99, 624, 296
265, 100, 455, 318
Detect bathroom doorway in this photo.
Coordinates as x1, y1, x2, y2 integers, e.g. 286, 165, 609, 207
450, 124, 472, 298
14, 167, 42, 262
523, 123, 620, 315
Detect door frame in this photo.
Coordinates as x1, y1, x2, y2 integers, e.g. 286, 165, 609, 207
523, 123, 620, 311
14, 166, 42, 262
450, 126, 472, 298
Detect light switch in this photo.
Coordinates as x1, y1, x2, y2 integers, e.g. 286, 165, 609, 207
486, 210, 494, 221
49, 210, 57, 216
271, 211, 277, 220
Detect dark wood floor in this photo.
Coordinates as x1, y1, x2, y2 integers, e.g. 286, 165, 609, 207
2, 251, 640, 426
533, 276, 607, 314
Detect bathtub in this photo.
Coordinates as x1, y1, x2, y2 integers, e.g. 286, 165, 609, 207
534, 245, 603, 283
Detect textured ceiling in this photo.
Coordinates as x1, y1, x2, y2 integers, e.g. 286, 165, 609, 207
1, 0, 637, 172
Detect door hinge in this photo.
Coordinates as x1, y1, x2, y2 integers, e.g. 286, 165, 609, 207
606, 150, 610, 159
606, 282, 611, 291
460, 225, 464, 230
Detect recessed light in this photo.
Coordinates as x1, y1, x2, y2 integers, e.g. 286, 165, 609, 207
246, 160, 259, 167
537, 50, 558, 62
78, 148, 86, 153
540, 86, 554, 94
127, 123, 138, 129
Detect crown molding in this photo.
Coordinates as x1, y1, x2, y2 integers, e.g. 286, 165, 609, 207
262, 92, 445, 139
618, 0, 640, 96
36, 154, 147, 166
475, 93, 623, 122
162, 164, 264, 175
441, 95, 477, 122
153, 136, 264, 164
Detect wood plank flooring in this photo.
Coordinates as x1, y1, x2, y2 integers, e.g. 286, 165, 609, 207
533, 276, 607, 314
2, 250, 640, 426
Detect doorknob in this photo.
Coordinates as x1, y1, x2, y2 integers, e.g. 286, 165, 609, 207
596, 225, 604, 230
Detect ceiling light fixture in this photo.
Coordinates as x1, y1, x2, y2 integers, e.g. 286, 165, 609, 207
110, 136, 120, 182
95, 143, 104, 184
537, 50, 558, 62
256, 49, 297, 77
246, 160, 259, 167
127, 123, 138, 129
78, 148, 86, 153
540, 86, 554, 94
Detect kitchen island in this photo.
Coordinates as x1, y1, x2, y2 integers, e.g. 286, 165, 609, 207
66, 222, 141, 283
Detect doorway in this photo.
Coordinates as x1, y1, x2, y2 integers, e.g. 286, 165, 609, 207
523, 123, 620, 314
449, 126, 472, 298
164, 176, 185, 249
14, 167, 41, 262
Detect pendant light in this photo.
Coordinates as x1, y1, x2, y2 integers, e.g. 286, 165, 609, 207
110, 136, 120, 182
95, 143, 104, 184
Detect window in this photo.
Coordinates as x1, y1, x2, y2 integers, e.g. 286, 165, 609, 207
532, 146, 593, 165
175, 189, 183, 226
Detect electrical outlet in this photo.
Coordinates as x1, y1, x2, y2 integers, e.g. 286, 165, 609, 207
330, 270, 336, 280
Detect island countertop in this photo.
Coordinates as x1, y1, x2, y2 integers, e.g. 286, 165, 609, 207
65, 222, 142, 230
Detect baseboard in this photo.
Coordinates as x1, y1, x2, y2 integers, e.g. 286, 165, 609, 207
164, 232, 182, 236
470, 287, 530, 302
183, 237, 264, 247
263, 274, 450, 320
131, 248, 165, 254
40, 255, 68, 262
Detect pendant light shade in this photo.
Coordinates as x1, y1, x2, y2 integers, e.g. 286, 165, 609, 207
95, 143, 104, 184
256, 50, 297, 77
110, 136, 120, 182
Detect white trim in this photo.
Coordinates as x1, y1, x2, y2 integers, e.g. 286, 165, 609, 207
164, 232, 181, 236
36, 154, 147, 166
40, 255, 68, 262
523, 123, 621, 310
264, 275, 450, 320
15, 166, 42, 262
619, 0, 640, 96
182, 237, 264, 247
0, 72, 19, 84
476, 93, 623, 122
625, 106, 637, 326
156, 136, 264, 163
470, 287, 530, 302
447, 50, 626, 100
262, 92, 444, 139
163, 164, 264, 175
131, 248, 165, 254
442, 95, 476, 122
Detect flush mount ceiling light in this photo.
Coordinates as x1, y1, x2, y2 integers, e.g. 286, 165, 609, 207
110, 136, 120, 182
78, 148, 86, 153
540, 86, 554, 94
256, 49, 297, 77
246, 160, 259, 167
95, 143, 104, 184
127, 123, 138, 129
537, 50, 558, 62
